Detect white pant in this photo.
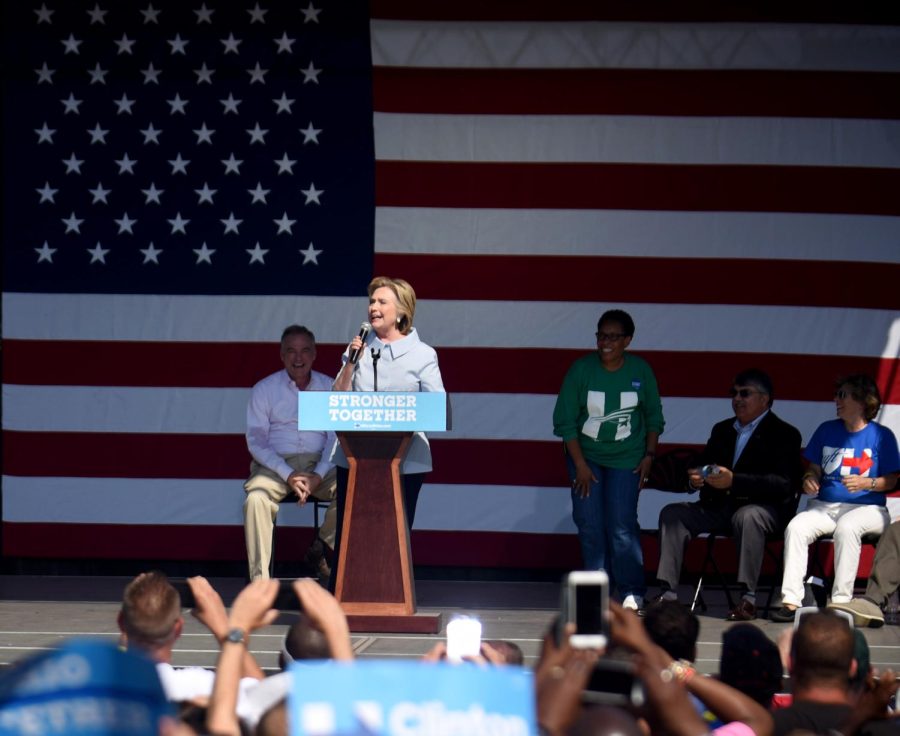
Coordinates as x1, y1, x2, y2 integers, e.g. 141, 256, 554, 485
781, 500, 889, 606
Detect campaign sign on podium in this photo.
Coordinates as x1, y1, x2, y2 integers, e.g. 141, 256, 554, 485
298, 392, 449, 633
297, 391, 449, 432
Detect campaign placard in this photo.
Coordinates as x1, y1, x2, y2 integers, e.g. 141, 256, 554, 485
287, 660, 534, 736
0, 639, 172, 736
298, 392, 449, 432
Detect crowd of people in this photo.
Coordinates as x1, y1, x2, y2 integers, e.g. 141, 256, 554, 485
1, 572, 897, 735
2, 294, 899, 734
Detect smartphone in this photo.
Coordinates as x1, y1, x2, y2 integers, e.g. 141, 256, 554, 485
565, 570, 609, 649
793, 605, 854, 630
582, 658, 645, 708
446, 616, 482, 662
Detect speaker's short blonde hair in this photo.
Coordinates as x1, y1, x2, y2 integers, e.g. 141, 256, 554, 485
368, 276, 416, 335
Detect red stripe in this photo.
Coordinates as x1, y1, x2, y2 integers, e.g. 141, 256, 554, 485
0, 522, 585, 566
1, 431, 703, 484
374, 67, 900, 119
5, 523, 880, 575
374, 253, 900, 309
3, 431, 251, 479
0, 341, 345, 389
5, 340, 899, 402
376, 161, 900, 217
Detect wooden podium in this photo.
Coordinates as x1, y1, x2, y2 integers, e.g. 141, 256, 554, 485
298, 392, 448, 633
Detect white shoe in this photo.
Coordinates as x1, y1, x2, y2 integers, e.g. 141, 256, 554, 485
622, 594, 643, 610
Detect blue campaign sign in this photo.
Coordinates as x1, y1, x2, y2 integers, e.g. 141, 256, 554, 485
287, 660, 535, 735
299, 392, 449, 432
0, 639, 172, 736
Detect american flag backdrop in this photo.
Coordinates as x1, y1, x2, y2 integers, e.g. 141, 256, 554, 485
3, 2, 900, 568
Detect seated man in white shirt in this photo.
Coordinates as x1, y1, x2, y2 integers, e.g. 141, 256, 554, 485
244, 325, 337, 581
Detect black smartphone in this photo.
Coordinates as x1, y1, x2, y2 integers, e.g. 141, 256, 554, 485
582, 658, 645, 708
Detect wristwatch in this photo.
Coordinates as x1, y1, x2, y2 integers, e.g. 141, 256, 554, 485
225, 627, 246, 645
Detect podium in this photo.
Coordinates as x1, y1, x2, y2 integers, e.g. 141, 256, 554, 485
298, 392, 449, 633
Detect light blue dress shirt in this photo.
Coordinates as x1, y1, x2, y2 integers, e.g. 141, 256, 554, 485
732, 409, 769, 467
246, 369, 337, 481
330, 327, 445, 474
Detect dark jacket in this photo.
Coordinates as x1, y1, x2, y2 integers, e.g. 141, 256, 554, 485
698, 410, 803, 526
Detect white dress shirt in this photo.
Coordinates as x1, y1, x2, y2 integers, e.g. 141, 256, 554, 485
246, 369, 336, 481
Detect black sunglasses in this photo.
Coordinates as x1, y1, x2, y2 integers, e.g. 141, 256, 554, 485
730, 388, 764, 399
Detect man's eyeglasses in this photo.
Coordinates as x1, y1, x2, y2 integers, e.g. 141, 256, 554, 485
596, 332, 626, 342
834, 390, 853, 400
730, 387, 764, 399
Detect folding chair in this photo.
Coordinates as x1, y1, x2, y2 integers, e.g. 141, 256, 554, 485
269, 497, 327, 578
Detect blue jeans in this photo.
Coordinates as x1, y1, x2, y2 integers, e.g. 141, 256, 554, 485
568, 456, 646, 598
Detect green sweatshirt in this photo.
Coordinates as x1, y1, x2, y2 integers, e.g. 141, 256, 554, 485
553, 351, 665, 469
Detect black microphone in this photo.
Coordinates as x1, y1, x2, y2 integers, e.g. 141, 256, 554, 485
371, 348, 381, 391
348, 322, 371, 364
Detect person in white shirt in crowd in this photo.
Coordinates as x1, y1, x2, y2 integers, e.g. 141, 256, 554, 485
117, 572, 263, 712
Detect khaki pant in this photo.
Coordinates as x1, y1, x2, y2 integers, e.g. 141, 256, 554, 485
243, 453, 337, 580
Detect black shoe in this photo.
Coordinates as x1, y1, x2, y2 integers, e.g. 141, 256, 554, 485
726, 599, 757, 621
638, 592, 677, 617
304, 539, 331, 587
770, 605, 798, 623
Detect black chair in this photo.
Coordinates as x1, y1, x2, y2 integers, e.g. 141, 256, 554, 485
648, 447, 792, 616
269, 496, 326, 578
688, 532, 785, 615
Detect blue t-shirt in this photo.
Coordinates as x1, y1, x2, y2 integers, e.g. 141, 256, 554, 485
803, 419, 900, 505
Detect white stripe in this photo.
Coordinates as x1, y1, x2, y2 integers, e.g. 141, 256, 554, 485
0, 476, 701, 532
375, 113, 900, 168
2, 477, 251, 525
375, 207, 900, 264
4, 293, 899, 357
371, 20, 900, 71
0, 385, 867, 443
419, 485, 691, 533
0, 293, 368, 343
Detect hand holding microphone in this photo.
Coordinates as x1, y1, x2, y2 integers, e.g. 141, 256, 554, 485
348, 322, 371, 364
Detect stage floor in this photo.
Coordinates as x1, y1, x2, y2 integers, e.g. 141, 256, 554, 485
1, 575, 899, 675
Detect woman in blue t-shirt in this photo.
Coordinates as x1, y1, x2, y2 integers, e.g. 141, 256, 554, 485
772, 375, 900, 622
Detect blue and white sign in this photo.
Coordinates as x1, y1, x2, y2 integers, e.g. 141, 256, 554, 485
299, 392, 449, 432
0, 639, 172, 736
287, 660, 535, 735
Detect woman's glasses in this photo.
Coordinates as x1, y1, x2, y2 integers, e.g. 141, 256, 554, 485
834, 390, 853, 400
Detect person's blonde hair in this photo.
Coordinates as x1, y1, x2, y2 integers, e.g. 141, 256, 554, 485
368, 276, 416, 335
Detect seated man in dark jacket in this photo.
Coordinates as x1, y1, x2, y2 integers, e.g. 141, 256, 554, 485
648, 369, 802, 621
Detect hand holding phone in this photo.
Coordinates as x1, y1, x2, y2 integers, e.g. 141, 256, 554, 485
565, 571, 609, 649
446, 616, 482, 662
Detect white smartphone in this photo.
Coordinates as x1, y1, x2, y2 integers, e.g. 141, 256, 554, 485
446, 616, 482, 662
565, 570, 609, 649
794, 605, 854, 630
